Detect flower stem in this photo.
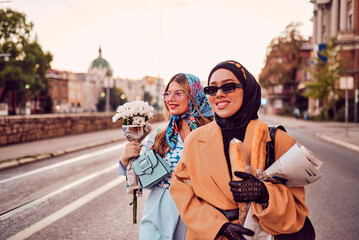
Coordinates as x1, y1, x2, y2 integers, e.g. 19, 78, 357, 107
129, 190, 137, 224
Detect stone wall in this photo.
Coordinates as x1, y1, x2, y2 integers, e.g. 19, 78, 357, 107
0, 113, 165, 146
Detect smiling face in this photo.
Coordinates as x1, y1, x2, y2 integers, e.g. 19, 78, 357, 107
208, 68, 244, 118
165, 81, 190, 116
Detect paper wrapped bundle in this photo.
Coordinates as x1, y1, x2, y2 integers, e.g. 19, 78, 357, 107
260, 144, 322, 188
243, 206, 272, 240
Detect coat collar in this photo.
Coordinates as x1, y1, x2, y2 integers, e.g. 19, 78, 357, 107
198, 121, 233, 201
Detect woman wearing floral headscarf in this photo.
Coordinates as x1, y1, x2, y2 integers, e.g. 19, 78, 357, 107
170, 61, 308, 240
119, 73, 214, 240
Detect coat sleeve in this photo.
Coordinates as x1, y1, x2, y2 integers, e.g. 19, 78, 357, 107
251, 129, 308, 235
170, 139, 228, 240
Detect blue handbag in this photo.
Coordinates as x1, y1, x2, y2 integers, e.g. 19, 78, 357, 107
132, 144, 172, 189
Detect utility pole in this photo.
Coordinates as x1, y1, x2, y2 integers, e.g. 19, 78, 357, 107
355, 89, 358, 123
340, 76, 354, 137
105, 75, 111, 129
156, 0, 186, 82
156, 0, 164, 100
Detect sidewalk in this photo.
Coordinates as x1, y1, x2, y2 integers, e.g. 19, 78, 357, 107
0, 122, 165, 170
260, 114, 359, 153
0, 116, 358, 170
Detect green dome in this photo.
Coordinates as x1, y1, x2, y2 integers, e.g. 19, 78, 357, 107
89, 47, 111, 70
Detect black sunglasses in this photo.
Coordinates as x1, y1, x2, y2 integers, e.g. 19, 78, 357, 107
204, 82, 242, 96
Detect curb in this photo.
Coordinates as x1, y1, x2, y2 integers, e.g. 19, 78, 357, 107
316, 133, 359, 153
0, 137, 125, 171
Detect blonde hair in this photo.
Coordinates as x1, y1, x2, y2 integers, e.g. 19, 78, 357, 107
152, 73, 213, 157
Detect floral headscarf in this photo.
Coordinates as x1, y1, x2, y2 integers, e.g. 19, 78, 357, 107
165, 73, 214, 149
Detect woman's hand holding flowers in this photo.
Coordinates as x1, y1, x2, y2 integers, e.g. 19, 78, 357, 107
120, 141, 141, 166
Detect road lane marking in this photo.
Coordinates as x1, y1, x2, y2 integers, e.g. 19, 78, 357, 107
0, 163, 118, 220
7, 176, 125, 240
0, 142, 126, 184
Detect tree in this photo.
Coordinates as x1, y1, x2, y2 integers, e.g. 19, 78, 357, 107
97, 87, 127, 112
259, 22, 304, 105
110, 87, 127, 110
304, 38, 342, 120
0, 8, 52, 113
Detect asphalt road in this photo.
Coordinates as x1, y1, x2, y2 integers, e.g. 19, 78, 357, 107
0, 141, 146, 240
0, 119, 358, 240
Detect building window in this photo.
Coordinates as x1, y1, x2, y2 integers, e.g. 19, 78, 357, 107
306, 58, 312, 66
348, 0, 353, 30
274, 99, 283, 109
274, 85, 283, 94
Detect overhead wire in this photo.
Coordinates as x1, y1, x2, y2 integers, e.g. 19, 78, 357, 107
60, 0, 106, 29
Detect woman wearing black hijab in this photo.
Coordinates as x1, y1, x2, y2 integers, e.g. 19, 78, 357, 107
170, 61, 308, 240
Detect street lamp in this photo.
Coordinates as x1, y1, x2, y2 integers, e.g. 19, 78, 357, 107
0, 53, 11, 62
24, 84, 31, 115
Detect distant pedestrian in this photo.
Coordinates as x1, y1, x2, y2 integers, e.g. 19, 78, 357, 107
294, 107, 300, 119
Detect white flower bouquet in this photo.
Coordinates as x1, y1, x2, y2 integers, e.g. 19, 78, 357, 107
112, 100, 154, 126
113, 100, 154, 224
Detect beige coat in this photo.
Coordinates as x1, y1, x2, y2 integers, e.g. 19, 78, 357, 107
169, 119, 308, 240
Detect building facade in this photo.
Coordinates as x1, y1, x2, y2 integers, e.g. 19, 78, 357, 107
68, 72, 84, 112
114, 75, 164, 111
311, 0, 359, 115
85, 47, 113, 112
46, 69, 69, 113
46, 47, 163, 113
143, 75, 164, 111
262, 38, 313, 115
47, 70, 87, 113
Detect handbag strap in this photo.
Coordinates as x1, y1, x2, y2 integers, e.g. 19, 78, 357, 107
265, 125, 287, 169
139, 143, 151, 152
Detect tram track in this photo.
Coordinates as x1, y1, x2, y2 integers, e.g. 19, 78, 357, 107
0, 163, 119, 221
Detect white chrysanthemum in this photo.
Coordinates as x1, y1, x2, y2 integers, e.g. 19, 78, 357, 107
132, 116, 146, 125
112, 100, 154, 125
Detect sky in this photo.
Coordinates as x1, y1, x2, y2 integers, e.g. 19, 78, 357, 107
2, 0, 314, 82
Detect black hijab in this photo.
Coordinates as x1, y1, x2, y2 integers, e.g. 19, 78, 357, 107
207, 60, 262, 177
